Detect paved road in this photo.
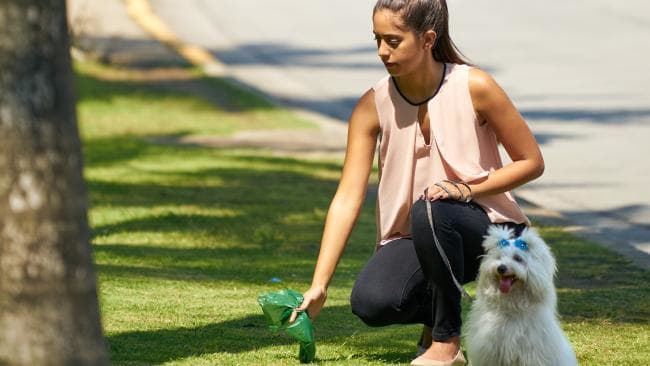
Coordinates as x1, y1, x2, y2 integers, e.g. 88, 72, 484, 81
149, 0, 650, 266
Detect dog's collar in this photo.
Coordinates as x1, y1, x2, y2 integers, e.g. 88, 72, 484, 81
498, 238, 529, 252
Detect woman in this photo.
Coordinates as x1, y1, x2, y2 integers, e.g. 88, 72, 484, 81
290, 0, 544, 365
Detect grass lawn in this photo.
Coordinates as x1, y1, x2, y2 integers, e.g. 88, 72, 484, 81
75, 60, 649, 365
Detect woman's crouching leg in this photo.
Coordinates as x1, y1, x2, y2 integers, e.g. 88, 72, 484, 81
350, 238, 432, 327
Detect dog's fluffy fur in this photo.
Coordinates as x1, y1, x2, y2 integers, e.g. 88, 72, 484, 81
465, 225, 578, 366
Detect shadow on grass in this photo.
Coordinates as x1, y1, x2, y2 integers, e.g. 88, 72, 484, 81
104, 272, 648, 365
94, 244, 326, 284
539, 227, 650, 324
107, 312, 285, 363
83, 135, 158, 167
84, 133, 342, 171
88, 145, 649, 315
106, 304, 421, 365
84, 136, 649, 364
85, 148, 377, 255
74, 61, 277, 112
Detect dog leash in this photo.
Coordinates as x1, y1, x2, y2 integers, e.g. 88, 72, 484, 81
424, 196, 472, 300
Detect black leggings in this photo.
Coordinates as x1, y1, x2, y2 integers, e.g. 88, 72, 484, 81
350, 199, 526, 341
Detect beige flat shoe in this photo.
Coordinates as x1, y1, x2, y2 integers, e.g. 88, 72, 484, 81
410, 349, 466, 366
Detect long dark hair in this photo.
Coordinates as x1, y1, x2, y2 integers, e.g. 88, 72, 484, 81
373, 0, 472, 65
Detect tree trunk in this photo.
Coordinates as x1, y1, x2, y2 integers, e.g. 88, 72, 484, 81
0, 1, 108, 364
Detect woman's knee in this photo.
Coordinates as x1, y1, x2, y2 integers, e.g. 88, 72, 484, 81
350, 280, 395, 327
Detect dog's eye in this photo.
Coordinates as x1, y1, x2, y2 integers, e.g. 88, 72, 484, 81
513, 254, 524, 263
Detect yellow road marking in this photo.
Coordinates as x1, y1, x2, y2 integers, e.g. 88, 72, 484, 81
123, 0, 226, 75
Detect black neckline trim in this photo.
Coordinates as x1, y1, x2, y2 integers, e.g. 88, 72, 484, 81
392, 63, 447, 106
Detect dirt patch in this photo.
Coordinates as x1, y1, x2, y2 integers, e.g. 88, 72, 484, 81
150, 127, 347, 157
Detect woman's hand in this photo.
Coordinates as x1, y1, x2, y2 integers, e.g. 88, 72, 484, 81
289, 286, 327, 323
422, 180, 472, 202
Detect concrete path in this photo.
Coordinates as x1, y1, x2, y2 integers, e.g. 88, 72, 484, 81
67, 0, 650, 268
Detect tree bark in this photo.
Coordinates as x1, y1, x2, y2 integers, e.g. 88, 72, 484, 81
0, 1, 108, 364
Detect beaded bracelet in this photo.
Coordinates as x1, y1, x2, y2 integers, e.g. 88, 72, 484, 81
431, 180, 473, 203
442, 180, 473, 203
454, 181, 473, 203
441, 180, 463, 200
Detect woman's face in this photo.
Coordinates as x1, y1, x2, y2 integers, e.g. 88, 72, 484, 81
372, 9, 428, 76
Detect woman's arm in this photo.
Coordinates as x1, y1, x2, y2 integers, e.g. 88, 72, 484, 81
465, 68, 544, 198
424, 69, 544, 202
290, 89, 380, 322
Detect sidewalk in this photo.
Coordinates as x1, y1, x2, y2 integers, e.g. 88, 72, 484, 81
66, 0, 649, 269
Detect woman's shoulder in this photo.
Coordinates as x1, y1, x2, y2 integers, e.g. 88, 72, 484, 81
466, 66, 504, 107
467, 66, 493, 88
356, 88, 375, 109
350, 88, 379, 126
446, 63, 490, 85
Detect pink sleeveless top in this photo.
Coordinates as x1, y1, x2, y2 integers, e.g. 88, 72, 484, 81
374, 63, 530, 246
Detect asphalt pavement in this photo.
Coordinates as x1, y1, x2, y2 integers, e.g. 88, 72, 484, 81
68, 0, 650, 268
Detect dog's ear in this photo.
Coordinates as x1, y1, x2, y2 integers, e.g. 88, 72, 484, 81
482, 225, 513, 251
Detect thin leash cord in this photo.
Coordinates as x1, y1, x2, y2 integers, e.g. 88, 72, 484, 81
425, 198, 472, 300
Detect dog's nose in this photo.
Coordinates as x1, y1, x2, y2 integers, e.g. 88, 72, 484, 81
497, 264, 507, 275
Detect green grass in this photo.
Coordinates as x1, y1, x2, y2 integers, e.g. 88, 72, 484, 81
75, 61, 650, 365
75, 61, 315, 140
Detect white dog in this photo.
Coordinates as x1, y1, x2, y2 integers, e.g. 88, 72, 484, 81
465, 225, 578, 366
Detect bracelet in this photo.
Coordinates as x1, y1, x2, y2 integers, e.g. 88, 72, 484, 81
432, 180, 473, 202
441, 180, 464, 201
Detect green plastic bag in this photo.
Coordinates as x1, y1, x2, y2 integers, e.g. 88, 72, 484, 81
257, 288, 316, 363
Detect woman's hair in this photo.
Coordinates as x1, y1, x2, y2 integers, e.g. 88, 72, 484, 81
373, 0, 472, 65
